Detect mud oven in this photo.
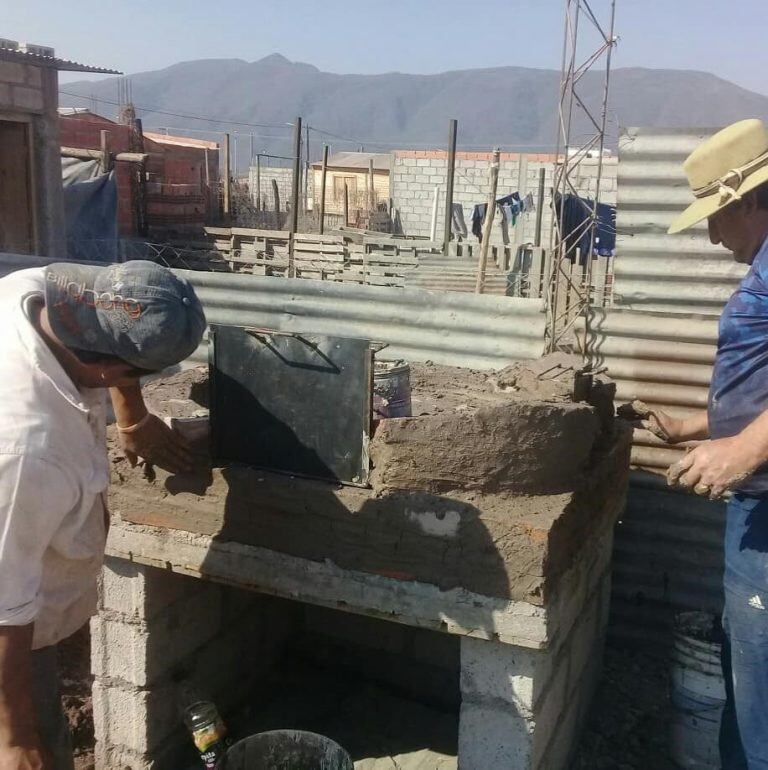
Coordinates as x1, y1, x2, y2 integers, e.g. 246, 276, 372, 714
92, 354, 630, 770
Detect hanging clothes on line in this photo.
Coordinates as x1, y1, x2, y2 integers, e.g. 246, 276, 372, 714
497, 193, 522, 227
553, 193, 616, 264
522, 192, 535, 213
451, 203, 468, 238
471, 204, 486, 240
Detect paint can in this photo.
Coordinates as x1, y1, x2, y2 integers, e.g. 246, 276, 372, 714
373, 360, 412, 419
223, 730, 354, 770
669, 611, 726, 769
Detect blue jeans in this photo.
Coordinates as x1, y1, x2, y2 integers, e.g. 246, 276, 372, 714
31, 645, 74, 770
720, 494, 768, 769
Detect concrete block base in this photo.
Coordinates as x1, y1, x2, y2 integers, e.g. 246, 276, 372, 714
459, 563, 611, 770
94, 523, 614, 769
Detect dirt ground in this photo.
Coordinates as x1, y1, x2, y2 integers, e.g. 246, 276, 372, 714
58, 625, 95, 770
59, 627, 675, 770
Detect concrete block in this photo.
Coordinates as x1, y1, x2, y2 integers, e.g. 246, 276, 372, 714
100, 558, 200, 621
530, 649, 569, 765
461, 637, 552, 713
11, 85, 43, 111
0, 82, 11, 107
25, 66, 42, 88
416, 159, 431, 167
0, 61, 26, 84
567, 585, 602, 698
92, 679, 176, 756
459, 703, 533, 770
91, 583, 222, 686
535, 692, 580, 770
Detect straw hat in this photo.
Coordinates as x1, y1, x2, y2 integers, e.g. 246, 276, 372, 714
668, 119, 768, 234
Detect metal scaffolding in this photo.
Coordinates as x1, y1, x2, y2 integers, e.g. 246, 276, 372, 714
547, 0, 617, 355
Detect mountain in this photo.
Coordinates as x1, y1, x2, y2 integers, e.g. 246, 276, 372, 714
59, 55, 768, 165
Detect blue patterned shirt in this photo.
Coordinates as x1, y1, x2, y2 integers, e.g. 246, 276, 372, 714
709, 235, 768, 495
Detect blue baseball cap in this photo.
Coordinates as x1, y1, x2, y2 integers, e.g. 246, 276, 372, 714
44, 260, 206, 371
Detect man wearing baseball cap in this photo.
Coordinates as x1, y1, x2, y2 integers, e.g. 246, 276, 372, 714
0, 260, 206, 769
645, 119, 768, 768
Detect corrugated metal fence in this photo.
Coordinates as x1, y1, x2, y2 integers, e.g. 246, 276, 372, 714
584, 307, 725, 645
0, 252, 546, 370
183, 270, 545, 368
601, 125, 742, 647
615, 126, 745, 314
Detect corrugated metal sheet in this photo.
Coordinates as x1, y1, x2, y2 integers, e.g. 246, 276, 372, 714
0, 45, 120, 74
610, 475, 725, 648
405, 255, 509, 296
182, 271, 544, 368
0, 253, 546, 368
583, 307, 724, 645
615, 126, 746, 314
602, 125, 747, 647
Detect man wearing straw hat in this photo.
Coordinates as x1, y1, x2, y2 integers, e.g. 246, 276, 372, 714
648, 119, 768, 768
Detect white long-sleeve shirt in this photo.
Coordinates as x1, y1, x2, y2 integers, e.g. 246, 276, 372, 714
0, 268, 108, 649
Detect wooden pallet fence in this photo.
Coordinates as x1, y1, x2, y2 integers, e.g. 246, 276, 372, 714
202, 227, 423, 287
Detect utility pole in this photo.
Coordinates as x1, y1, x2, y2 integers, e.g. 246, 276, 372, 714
534, 166, 546, 247
475, 148, 500, 294
343, 182, 349, 227
289, 117, 302, 277
319, 144, 329, 235
223, 133, 231, 222
256, 155, 261, 212
290, 118, 302, 234
305, 123, 310, 212
442, 119, 458, 255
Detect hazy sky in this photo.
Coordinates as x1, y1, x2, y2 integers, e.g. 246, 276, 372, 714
6, 0, 768, 95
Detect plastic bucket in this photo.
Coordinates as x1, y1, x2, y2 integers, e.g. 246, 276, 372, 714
221, 730, 354, 770
373, 360, 412, 419
669, 611, 726, 769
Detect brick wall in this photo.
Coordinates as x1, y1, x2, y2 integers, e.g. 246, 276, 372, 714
392, 150, 617, 248
60, 116, 138, 236
60, 118, 220, 238
143, 132, 219, 236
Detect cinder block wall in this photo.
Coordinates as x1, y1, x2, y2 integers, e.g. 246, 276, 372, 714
92, 558, 303, 769
391, 150, 617, 248
247, 166, 295, 212
0, 59, 66, 256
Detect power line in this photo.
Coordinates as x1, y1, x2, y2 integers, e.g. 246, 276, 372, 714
58, 89, 293, 131
57, 92, 598, 152
306, 124, 575, 151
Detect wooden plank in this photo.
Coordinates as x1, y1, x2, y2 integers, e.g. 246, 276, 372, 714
231, 227, 289, 239
342, 271, 404, 287
294, 233, 345, 245
528, 246, 545, 299
344, 266, 407, 278
359, 254, 418, 267
293, 242, 346, 254
205, 227, 232, 237
293, 252, 346, 263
